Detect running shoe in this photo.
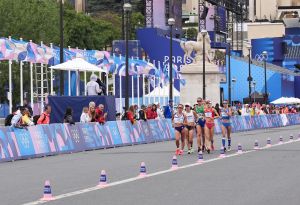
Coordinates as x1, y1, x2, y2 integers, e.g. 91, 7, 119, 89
202, 145, 206, 151
224, 147, 227, 152
211, 144, 215, 151
198, 147, 201, 153
175, 149, 180, 155
190, 148, 194, 153
207, 149, 210, 154
227, 146, 231, 151
187, 149, 191, 154
179, 150, 184, 155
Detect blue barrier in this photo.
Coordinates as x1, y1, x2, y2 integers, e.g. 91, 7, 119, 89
0, 114, 300, 162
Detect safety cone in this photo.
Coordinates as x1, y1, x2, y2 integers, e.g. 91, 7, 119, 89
98, 170, 107, 187
254, 140, 259, 150
41, 180, 55, 201
219, 147, 225, 158
197, 151, 203, 163
289, 134, 294, 141
171, 155, 178, 170
266, 138, 271, 147
138, 162, 147, 178
279, 136, 283, 144
237, 143, 243, 154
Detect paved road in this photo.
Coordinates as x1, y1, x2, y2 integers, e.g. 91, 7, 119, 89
0, 125, 299, 205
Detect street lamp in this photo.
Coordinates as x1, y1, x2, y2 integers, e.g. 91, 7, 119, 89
262, 51, 268, 104
201, 29, 207, 99
59, 0, 64, 95
124, 3, 132, 111
227, 38, 232, 105
231, 77, 236, 105
247, 44, 252, 103
168, 18, 175, 102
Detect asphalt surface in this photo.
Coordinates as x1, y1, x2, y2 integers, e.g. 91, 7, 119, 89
0, 125, 300, 205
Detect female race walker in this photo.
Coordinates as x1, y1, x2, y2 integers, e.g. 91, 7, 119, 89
220, 100, 232, 151
195, 97, 206, 152
184, 103, 198, 154
172, 104, 187, 155
204, 100, 219, 153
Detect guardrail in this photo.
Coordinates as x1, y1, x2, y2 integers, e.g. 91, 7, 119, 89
0, 114, 299, 162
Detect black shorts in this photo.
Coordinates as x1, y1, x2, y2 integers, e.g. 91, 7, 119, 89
175, 126, 184, 133
185, 125, 195, 131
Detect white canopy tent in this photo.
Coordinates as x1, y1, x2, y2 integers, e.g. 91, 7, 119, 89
270, 97, 300, 105
145, 85, 180, 97
49, 58, 107, 96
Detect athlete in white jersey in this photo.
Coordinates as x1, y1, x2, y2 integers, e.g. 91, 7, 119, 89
184, 103, 198, 154
172, 104, 187, 155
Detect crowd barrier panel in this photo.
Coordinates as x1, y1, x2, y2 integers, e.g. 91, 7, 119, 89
0, 114, 300, 162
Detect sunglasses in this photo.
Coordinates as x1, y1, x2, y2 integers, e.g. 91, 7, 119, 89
178, 107, 183, 109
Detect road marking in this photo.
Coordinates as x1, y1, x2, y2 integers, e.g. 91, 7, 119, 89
22, 139, 300, 205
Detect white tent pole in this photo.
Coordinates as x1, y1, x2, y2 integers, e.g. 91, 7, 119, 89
68, 70, 71, 96
152, 76, 155, 104
119, 74, 122, 113
142, 74, 145, 105
8, 36, 12, 113
137, 75, 140, 108
50, 43, 54, 96
84, 71, 87, 96
131, 75, 134, 105
30, 62, 34, 107
106, 71, 109, 95
76, 70, 79, 96
20, 38, 24, 106
113, 72, 116, 96
158, 77, 161, 105
99, 71, 101, 81
148, 77, 150, 104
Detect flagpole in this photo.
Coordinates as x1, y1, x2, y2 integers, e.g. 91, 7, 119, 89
131, 75, 134, 105
20, 38, 24, 106
142, 74, 145, 105
106, 71, 109, 95
137, 74, 140, 108
119, 74, 122, 114
68, 46, 71, 96
148, 76, 150, 105
50, 43, 54, 96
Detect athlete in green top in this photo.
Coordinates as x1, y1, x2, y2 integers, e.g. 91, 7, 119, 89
195, 97, 206, 152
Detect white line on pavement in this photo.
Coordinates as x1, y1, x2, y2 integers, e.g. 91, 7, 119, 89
22, 139, 300, 205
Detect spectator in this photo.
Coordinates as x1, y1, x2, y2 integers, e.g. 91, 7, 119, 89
86, 74, 102, 96
164, 100, 173, 119
133, 104, 139, 119
95, 104, 107, 124
22, 108, 34, 126
80, 107, 90, 123
241, 104, 251, 116
64, 107, 75, 124
126, 105, 136, 124
89, 102, 97, 122
37, 105, 51, 125
23, 99, 33, 117
96, 78, 107, 96
11, 106, 24, 127
156, 103, 164, 119
146, 104, 158, 120
139, 105, 147, 121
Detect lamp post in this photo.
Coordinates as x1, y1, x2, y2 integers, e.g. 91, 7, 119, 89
124, 3, 132, 111
59, 0, 64, 95
227, 38, 232, 105
168, 18, 175, 102
262, 51, 268, 104
247, 45, 252, 103
201, 30, 207, 99
231, 77, 236, 106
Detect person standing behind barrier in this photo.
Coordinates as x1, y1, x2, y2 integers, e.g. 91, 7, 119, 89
64, 107, 75, 124
22, 108, 34, 126
220, 100, 232, 151
86, 74, 102, 96
164, 100, 173, 119
88, 102, 97, 122
173, 104, 187, 155
184, 103, 198, 154
126, 105, 136, 124
37, 105, 51, 125
195, 97, 206, 152
156, 103, 164, 119
80, 107, 90, 123
204, 100, 220, 154
95, 104, 107, 124
138, 105, 147, 121
146, 104, 158, 120
241, 104, 251, 116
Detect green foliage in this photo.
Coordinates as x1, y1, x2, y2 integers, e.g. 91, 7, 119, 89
185, 28, 198, 40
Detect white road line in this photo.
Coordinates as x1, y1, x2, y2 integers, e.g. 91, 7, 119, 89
22, 139, 300, 205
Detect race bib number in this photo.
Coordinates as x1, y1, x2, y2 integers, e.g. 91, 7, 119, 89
205, 112, 212, 118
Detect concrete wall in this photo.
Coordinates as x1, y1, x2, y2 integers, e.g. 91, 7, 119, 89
248, 23, 285, 41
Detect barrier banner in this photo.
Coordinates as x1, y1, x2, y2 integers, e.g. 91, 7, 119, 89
9, 127, 36, 158
116, 121, 135, 145
64, 124, 86, 152
139, 120, 155, 143
130, 122, 146, 144
165, 119, 175, 139
147, 120, 163, 142
27, 125, 57, 156
101, 121, 123, 146
0, 127, 18, 162
156, 119, 172, 140
48, 124, 75, 153
77, 123, 102, 150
